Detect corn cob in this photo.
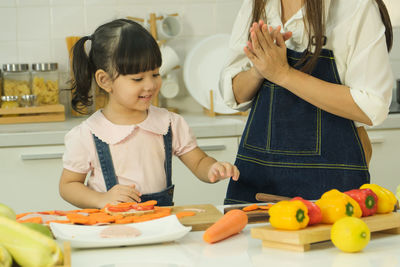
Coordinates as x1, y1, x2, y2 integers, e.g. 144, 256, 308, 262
0, 216, 63, 267
0, 244, 12, 267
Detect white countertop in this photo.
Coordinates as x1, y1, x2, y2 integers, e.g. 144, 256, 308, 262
69, 218, 400, 267
0, 110, 399, 148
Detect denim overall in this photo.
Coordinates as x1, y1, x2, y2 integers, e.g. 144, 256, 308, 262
225, 49, 370, 204
93, 126, 174, 206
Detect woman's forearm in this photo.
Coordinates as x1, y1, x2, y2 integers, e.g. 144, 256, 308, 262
280, 68, 373, 125
232, 67, 264, 104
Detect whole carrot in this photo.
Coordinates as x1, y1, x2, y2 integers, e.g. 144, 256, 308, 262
203, 209, 248, 244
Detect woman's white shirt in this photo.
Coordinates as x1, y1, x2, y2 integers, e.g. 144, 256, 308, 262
219, 0, 393, 126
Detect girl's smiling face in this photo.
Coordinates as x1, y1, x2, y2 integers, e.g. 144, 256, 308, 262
109, 68, 162, 113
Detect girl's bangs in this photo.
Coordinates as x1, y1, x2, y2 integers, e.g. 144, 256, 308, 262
114, 27, 162, 75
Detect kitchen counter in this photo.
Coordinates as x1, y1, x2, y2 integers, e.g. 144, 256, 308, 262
0, 108, 399, 147
69, 217, 400, 267
0, 112, 247, 147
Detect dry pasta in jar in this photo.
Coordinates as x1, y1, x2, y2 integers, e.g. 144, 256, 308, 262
31, 63, 59, 105
2, 64, 31, 97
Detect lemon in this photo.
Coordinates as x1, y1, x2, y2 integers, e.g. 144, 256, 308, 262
331, 217, 370, 253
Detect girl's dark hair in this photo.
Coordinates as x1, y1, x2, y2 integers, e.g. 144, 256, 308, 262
71, 19, 162, 113
252, 0, 393, 73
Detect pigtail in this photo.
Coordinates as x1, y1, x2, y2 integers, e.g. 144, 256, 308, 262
71, 36, 94, 113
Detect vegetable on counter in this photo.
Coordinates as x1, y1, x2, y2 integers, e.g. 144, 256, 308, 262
360, 184, 397, 214
0, 216, 63, 267
0, 244, 12, 267
344, 188, 378, 217
315, 189, 362, 224
268, 200, 309, 230
291, 197, 322, 225
203, 209, 248, 244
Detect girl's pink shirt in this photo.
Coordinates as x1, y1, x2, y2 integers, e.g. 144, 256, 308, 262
63, 105, 197, 194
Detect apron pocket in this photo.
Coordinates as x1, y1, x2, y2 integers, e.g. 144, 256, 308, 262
244, 83, 321, 155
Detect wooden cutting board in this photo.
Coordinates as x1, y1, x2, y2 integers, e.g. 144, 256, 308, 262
224, 203, 271, 224
172, 204, 223, 231
251, 212, 400, 252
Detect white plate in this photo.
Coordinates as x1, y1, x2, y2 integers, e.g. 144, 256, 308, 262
183, 34, 238, 114
50, 215, 191, 248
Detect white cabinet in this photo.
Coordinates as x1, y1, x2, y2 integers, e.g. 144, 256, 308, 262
367, 129, 400, 193
172, 137, 239, 206
0, 145, 76, 214
0, 137, 240, 214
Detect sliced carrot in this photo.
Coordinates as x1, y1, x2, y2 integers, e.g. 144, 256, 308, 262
37, 211, 52, 215
17, 217, 43, 224
16, 212, 33, 220
45, 220, 71, 224
258, 204, 273, 210
77, 208, 101, 214
139, 200, 157, 207
115, 216, 135, 224
67, 213, 90, 225
203, 209, 248, 244
175, 211, 196, 219
242, 204, 259, 212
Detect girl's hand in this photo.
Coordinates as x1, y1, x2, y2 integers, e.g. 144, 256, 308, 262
208, 162, 240, 183
244, 21, 292, 85
100, 184, 142, 207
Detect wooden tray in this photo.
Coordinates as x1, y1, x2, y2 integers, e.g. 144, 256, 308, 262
251, 212, 400, 252
0, 104, 65, 124
55, 242, 71, 267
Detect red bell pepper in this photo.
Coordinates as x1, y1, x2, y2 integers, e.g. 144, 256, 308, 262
291, 196, 322, 225
344, 188, 378, 217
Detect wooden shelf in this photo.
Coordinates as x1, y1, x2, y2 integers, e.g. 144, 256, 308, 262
0, 104, 65, 124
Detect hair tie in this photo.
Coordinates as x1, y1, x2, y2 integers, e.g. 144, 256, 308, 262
87, 35, 93, 41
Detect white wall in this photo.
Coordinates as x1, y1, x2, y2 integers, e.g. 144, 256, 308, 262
0, 0, 243, 112
0, 0, 399, 111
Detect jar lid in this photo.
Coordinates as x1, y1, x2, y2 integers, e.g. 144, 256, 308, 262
31, 63, 58, 71
2, 64, 29, 72
1, 95, 19, 101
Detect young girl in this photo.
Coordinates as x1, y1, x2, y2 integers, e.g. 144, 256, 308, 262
220, 0, 393, 203
59, 19, 239, 208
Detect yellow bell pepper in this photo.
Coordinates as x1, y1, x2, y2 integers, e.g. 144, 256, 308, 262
360, 184, 397, 214
315, 189, 362, 224
269, 200, 309, 230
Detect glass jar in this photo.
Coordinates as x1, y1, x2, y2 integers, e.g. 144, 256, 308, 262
0, 69, 2, 96
31, 63, 59, 105
1, 95, 19, 108
2, 64, 31, 97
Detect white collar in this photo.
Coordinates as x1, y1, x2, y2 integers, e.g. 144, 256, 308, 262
85, 105, 171, 145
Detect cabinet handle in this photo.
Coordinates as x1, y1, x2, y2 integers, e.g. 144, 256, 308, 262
370, 137, 385, 144
21, 153, 63, 160
199, 145, 226, 151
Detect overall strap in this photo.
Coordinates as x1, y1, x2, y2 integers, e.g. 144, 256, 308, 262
163, 125, 173, 187
92, 134, 118, 191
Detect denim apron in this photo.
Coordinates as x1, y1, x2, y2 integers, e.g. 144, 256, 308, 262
93, 126, 174, 206
225, 49, 369, 204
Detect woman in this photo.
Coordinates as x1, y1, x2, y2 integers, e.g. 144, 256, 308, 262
220, 0, 393, 203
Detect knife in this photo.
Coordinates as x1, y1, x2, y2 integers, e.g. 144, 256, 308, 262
255, 193, 291, 203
